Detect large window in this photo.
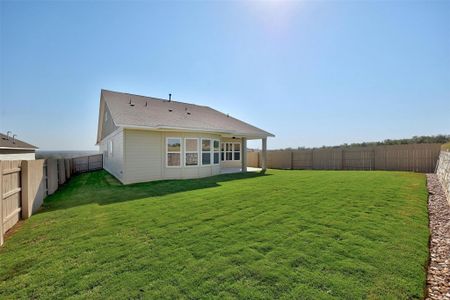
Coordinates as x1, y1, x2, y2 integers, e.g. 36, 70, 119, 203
167, 137, 181, 167
201, 139, 211, 165
213, 140, 220, 164
185, 138, 199, 166
221, 142, 240, 161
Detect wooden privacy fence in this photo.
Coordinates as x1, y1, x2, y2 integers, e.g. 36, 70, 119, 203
1, 161, 23, 244
248, 144, 442, 173
1, 154, 103, 246
72, 154, 103, 173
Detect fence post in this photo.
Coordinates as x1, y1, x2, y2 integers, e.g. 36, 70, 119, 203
21, 160, 45, 219
0, 161, 4, 246
47, 159, 58, 195
21, 160, 31, 219
58, 159, 66, 185
65, 159, 71, 180
290, 151, 294, 170
257, 151, 260, 168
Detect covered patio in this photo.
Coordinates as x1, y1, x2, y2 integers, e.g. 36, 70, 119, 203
237, 137, 268, 173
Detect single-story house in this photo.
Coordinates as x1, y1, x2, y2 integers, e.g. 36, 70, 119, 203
96, 90, 273, 184
0, 132, 37, 160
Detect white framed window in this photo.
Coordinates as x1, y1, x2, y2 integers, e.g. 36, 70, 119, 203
213, 140, 220, 164
108, 140, 113, 157
185, 138, 199, 167
201, 138, 211, 165
233, 143, 241, 161
221, 142, 241, 161
166, 137, 182, 167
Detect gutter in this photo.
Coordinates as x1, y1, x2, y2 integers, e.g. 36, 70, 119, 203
117, 124, 275, 139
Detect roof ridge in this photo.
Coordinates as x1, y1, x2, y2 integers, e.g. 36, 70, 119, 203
101, 89, 209, 108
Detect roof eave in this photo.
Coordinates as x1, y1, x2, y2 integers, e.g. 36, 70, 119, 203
0, 146, 38, 150
119, 124, 274, 138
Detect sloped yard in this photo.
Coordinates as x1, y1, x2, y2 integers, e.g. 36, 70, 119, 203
0, 170, 429, 299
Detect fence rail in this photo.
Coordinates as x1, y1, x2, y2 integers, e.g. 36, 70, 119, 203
1, 154, 103, 246
248, 144, 442, 173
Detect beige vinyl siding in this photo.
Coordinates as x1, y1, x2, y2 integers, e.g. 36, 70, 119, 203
101, 129, 124, 182
121, 129, 221, 184
0, 153, 35, 160
123, 129, 163, 184
220, 137, 242, 168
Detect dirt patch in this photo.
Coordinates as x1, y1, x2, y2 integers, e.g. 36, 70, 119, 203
426, 174, 450, 300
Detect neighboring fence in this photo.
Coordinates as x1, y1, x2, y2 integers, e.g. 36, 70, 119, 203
248, 144, 442, 173
1, 154, 103, 246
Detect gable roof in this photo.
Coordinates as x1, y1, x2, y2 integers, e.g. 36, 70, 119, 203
98, 89, 274, 142
0, 133, 37, 150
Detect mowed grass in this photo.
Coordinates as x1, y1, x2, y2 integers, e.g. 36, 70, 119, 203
0, 170, 429, 299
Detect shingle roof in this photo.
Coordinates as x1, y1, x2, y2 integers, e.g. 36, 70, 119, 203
101, 90, 274, 138
0, 133, 37, 150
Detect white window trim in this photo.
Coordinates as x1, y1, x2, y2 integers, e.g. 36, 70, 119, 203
166, 137, 182, 168
184, 138, 199, 167
213, 139, 220, 165
201, 138, 212, 166
221, 142, 241, 161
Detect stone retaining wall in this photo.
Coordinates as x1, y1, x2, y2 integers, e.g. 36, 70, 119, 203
436, 150, 450, 205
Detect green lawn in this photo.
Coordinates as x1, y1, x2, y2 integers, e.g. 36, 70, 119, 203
0, 170, 429, 299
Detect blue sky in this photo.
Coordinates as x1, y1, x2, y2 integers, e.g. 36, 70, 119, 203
1, 0, 449, 150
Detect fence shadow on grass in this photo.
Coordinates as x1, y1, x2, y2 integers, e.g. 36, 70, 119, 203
39, 170, 271, 212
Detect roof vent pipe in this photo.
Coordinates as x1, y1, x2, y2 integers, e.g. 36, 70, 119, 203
6, 131, 11, 140
12, 134, 17, 144
169, 93, 171, 102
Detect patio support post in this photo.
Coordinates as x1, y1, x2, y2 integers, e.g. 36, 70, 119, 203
241, 137, 247, 172
261, 137, 267, 173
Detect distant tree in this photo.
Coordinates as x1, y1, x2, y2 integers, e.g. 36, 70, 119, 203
277, 135, 450, 151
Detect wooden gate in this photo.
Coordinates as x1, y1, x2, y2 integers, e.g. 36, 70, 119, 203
1, 161, 22, 234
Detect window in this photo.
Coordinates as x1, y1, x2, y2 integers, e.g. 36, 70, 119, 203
201, 139, 211, 165
185, 138, 199, 166
213, 140, 220, 164
233, 143, 241, 161
221, 142, 241, 161
104, 111, 108, 122
108, 140, 113, 157
226, 143, 232, 160
167, 137, 181, 167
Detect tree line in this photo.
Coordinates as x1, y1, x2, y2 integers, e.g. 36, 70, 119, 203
275, 135, 450, 151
